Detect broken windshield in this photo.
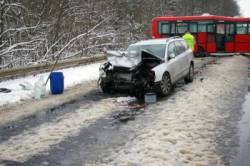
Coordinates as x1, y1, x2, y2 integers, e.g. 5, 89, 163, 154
127, 44, 166, 59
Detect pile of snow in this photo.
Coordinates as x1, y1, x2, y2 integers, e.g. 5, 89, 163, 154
0, 63, 102, 106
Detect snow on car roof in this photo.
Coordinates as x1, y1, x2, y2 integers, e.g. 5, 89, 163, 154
131, 37, 181, 46
132, 38, 169, 46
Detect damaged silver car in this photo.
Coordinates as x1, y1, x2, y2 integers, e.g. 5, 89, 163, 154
98, 37, 194, 97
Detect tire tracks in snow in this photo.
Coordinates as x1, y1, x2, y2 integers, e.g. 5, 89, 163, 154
0, 90, 104, 143
0, 97, 119, 162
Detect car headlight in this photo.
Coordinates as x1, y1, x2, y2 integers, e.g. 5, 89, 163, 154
99, 68, 106, 78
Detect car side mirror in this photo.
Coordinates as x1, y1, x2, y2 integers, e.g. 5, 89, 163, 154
169, 53, 176, 59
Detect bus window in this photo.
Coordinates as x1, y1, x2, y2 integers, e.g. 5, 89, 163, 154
217, 24, 225, 34
176, 23, 188, 34
226, 24, 235, 42
171, 23, 176, 35
236, 23, 248, 34
207, 24, 215, 33
249, 23, 250, 34
189, 23, 197, 33
198, 21, 214, 32
158, 22, 170, 34
226, 24, 235, 35
198, 24, 206, 32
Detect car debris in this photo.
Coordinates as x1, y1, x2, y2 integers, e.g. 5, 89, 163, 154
19, 82, 33, 90
144, 92, 157, 104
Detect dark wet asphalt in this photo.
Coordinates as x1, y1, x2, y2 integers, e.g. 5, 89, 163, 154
232, 93, 250, 166
0, 102, 146, 166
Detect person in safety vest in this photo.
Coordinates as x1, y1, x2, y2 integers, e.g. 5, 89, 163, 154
182, 31, 195, 52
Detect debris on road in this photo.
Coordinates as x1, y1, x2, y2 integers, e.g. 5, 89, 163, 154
113, 97, 146, 123
144, 92, 157, 104
19, 82, 33, 90
0, 88, 11, 93
33, 76, 46, 99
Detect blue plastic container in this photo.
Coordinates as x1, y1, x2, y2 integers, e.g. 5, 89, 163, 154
144, 92, 157, 104
50, 72, 64, 95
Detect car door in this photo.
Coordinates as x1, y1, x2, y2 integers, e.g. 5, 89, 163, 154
173, 41, 187, 79
180, 40, 191, 75
166, 41, 180, 83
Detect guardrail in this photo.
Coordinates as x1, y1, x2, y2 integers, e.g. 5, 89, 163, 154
0, 55, 106, 81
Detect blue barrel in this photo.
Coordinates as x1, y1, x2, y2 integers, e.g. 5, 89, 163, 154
50, 72, 64, 95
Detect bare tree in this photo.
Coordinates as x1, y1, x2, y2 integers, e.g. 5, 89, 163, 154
0, 0, 240, 69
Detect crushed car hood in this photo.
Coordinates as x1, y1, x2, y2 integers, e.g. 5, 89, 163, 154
107, 51, 141, 68
107, 50, 164, 68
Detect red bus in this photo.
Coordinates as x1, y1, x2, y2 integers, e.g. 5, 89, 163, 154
152, 15, 250, 56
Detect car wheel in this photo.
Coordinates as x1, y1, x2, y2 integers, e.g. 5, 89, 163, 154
159, 72, 172, 96
184, 64, 194, 83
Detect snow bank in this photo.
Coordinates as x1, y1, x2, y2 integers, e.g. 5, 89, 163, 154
0, 63, 102, 106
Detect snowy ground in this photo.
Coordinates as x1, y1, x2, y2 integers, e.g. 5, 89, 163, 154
0, 62, 102, 106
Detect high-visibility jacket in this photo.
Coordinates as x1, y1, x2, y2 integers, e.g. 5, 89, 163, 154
182, 33, 195, 51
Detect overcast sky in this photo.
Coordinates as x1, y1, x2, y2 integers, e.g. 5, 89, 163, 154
237, 0, 250, 17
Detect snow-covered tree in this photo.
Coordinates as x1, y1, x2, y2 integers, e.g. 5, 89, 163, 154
0, 0, 241, 69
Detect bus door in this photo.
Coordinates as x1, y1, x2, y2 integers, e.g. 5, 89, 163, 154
197, 21, 216, 55
206, 23, 216, 53
225, 23, 235, 53
216, 23, 226, 52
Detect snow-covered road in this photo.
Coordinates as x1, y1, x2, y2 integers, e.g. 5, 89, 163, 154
0, 56, 249, 166
99, 56, 249, 166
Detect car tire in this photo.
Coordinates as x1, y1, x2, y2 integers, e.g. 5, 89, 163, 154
184, 64, 194, 83
159, 72, 172, 96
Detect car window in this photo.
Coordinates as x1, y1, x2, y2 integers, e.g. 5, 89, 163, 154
167, 42, 177, 57
180, 40, 188, 51
174, 41, 186, 55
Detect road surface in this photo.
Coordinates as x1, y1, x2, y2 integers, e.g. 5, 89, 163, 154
0, 56, 249, 166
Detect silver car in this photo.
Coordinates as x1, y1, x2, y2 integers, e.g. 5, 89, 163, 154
99, 37, 194, 97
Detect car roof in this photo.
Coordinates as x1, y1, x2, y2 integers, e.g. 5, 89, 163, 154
131, 37, 183, 46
